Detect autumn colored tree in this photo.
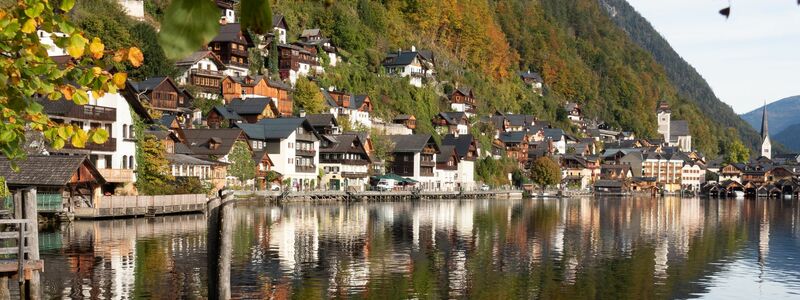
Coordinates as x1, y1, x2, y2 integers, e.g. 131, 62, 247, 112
529, 156, 562, 192
135, 134, 174, 195
227, 140, 256, 185
293, 77, 325, 114
0, 0, 142, 162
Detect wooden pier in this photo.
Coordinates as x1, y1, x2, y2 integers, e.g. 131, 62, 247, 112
72, 194, 207, 219
235, 190, 524, 203
0, 188, 44, 299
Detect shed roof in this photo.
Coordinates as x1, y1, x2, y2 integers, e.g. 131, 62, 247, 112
0, 155, 105, 186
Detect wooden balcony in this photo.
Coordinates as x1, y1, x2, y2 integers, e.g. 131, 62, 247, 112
62, 138, 116, 152
420, 160, 436, 167
296, 149, 316, 157
296, 133, 315, 141
295, 165, 316, 173
98, 168, 134, 183
191, 68, 225, 78
320, 158, 369, 165
65, 105, 116, 122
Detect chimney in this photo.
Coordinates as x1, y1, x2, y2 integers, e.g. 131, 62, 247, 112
411, 45, 416, 52
299, 109, 306, 118
219, 17, 228, 25
328, 86, 335, 91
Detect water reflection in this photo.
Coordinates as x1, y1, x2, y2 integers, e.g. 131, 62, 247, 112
39, 198, 800, 299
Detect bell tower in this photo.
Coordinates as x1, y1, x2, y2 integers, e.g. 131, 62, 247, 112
760, 101, 771, 159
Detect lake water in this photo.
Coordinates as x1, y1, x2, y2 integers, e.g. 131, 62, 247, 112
37, 197, 800, 299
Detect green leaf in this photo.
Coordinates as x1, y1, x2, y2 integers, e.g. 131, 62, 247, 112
240, 0, 273, 35
73, 89, 89, 105
158, 0, 220, 60
24, 3, 45, 18
91, 129, 109, 144
0, 131, 15, 143
60, 0, 76, 11
72, 129, 87, 148
56, 126, 68, 139
52, 138, 65, 150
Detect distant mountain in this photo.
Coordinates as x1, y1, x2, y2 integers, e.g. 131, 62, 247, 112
741, 95, 800, 136
600, 0, 771, 152
775, 124, 800, 153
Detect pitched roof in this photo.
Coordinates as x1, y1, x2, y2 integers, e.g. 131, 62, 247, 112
393, 114, 414, 121
305, 113, 338, 128
442, 134, 475, 158
670, 120, 690, 138
454, 87, 472, 97
544, 128, 565, 141
227, 97, 276, 115
0, 155, 105, 186
133, 77, 168, 93
237, 118, 315, 140
211, 23, 253, 46
436, 145, 457, 163
383, 51, 422, 67
272, 14, 286, 28
320, 134, 368, 157
387, 134, 437, 152
504, 114, 535, 127
300, 28, 321, 38
166, 153, 216, 166
499, 131, 527, 144
595, 179, 624, 188
211, 105, 242, 120
175, 50, 225, 69
436, 111, 467, 125
351, 95, 369, 110
182, 128, 244, 155
519, 71, 543, 82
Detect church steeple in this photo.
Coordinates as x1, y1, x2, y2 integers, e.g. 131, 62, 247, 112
761, 101, 769, 139
760, 101, 771, 159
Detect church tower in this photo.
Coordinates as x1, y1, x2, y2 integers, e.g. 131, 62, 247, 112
760, 101, 771, 159
656, 101, 671, 144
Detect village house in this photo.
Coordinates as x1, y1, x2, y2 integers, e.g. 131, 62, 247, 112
236, 118, 321, 191
174, 50, 226, 101
600, 164, 633, 180
221, 75, 293, 116
295, 28, 338, 66
544, 128, 567, 154
208, 23, 254, 77
180, 128, 250, 189
382, 46, 435, 88
720, 163, 745, 183
215, 0, 236, 23
39, 90, 148, 194
0, 155, 106, 213
305, 114, 340, 135
386, 134, 440, 190
147, 129, 217, 188
271, 14, 288, 45
322, 89, 373, 129
442, 134, 478, 190
564, 102, 583, 126
252, 149, 275, 190
681, 160, 706, 192
642, 152, 684, 193
494, 132, 530, 168
278, 44, 323, 85
449, 87, 477, 117
319, 133, 372, 191
518, 70, 543, 96
392, 115, 417, 131
561, 155, 600, 190
206, 97, 279, 128
132, 77, 196, 123
435, 145, 460, 191
432, 112, 469, 136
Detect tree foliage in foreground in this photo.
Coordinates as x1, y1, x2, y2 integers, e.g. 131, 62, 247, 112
0, 0, 142, 162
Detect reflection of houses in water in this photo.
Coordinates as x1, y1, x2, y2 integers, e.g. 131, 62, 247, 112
758, 201, 770, 280
46, 215, 207, 299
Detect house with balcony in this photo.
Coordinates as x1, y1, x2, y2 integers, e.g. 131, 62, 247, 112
305, 114, 340, 135
180, 128, 250, 189
208, 23, 254, 77
434, 145, 460, 191
321, 89, 373, 129
147, 129, 218, 189
278, 44, 323, 86
432, 112, 469, 136
175, 50, 226, 100
442, 134, 478, 190
519, 70, 544, 96
220, 75, 293, 116
392, 114, 416, 131
236, 118, 321, 191
562, 155, 600, 190
642, 152, 685, 193
319, 133, 372, 191
382, 46, 434, 88
449, 87, 477, 117
206, 97, 279, 128
386, 134, 440, 190
494, 132, 530, 168
296, 28, 338, 66
39, 90, 147, 194
132, 77, 194, 117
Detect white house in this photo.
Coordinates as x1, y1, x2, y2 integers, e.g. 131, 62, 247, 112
38, 30, 67, 57
216, 0, 236, 23
319, 133, 372, 191
382, 46, 434, 88
544, 128, 567, 155
175, 50, 227, 101
322, 89, 373, 129
441, 134, 478, 190
681, 161, 706, 192
237, 118, 320, 191
272, 14, 288, 44
434, 145, 459, 191
117, 0, 145, 20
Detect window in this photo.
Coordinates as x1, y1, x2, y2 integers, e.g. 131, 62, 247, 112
288, 158, 293, 164
122, 155, 128, 169
129, 156, 134, 169
123, 125, 128, 138
104, 155, 112, 169
288, 142, 293, 149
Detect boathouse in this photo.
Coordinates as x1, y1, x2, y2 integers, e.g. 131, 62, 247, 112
0, 155, 105, 213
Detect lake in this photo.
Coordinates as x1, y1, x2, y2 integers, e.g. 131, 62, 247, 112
37, 197, 800, 299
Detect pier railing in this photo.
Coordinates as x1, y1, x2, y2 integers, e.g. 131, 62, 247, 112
74, 194, 207, 219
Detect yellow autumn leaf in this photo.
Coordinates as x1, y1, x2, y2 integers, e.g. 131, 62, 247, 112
88, 37, 104, 59
112, 72, 127, 89
113, 49, 127, 63
59, 85, 75, 100
21, 18, 36, 34
127, 47, 144, 67
72, 129, 88, 148
73, 89, 89, 105
65, 35, 86, 59
91, 67, 102, 76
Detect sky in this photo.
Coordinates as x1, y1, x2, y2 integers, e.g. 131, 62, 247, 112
625, 0, 800, 114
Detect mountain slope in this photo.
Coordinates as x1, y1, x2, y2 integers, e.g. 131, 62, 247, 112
272, 0, 744, 157
775, 124, 800, 152
599, 0, 771, 153
741, 95, 800, 136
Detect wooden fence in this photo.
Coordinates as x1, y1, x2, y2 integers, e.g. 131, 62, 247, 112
74, 194, 207, 219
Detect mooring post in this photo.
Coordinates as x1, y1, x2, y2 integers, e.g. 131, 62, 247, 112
218, 194, 234, 300
208, 191, 234, 300
23, 187, 40, 300
206, 194, 221, 300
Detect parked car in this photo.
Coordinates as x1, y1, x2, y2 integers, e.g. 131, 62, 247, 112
376, 179, 397, 191
480, 184, 490, 191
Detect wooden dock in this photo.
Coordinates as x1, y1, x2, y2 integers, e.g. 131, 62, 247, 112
72, 194, 207, 219
0, 188, 44, 299
235, 190, 524, 203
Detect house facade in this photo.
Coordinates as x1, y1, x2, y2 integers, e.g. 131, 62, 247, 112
319, 133, 371, 191
175, 50, 226, 100
221, 75, 293, 116
209, 23, 253, 77
278, 44, 323, 86
387, 134, 440, 189
449, 87, 477, 117
643, 152, 684, 192
442, 134, 478, 190
382, 47, 434, 88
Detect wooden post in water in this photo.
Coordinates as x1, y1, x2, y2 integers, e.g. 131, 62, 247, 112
206, 195, 221, 300
218, 196, 234, 300
23, 187, 40, 300
207, 191, 234, 300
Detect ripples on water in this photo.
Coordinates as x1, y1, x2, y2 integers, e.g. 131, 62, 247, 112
37, 197, 800, 299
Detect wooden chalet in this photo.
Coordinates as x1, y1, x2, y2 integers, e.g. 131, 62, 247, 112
208, 23, 254, 76
495, 132, 530, 167
393, 114, 416, 130
449, 87, 477, 114
221, 76, 293, 116
133, 77, 193, 113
